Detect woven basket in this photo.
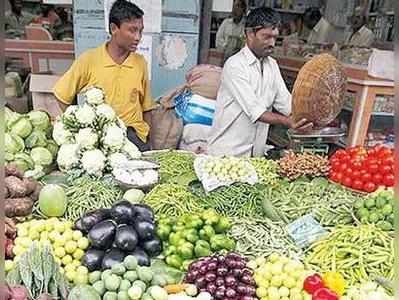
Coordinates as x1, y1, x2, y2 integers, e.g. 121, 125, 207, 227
291, 54, 347, 128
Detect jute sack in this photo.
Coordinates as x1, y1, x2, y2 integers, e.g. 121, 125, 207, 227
291, 54, 347, 128
149, 85, 185, 150
186, 64, 222, 100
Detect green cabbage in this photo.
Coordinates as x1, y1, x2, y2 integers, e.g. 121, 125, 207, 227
5, 133, 25, 153
28, 110, 51, 131
10, 117, 33, 138
5, 107, 22, 130
25, 130, 48, 148
46, 140, 59, 158
30, 147, 53, 166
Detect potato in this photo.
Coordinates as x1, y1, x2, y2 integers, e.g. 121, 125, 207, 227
5, 176, 27, 198
22, 177, 38, 196
5, 197, 34, 217
5, 164, 24, 179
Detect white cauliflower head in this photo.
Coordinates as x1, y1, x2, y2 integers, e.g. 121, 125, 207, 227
56, 143, 80, 171
123, 139, 141, 159
96, 104, 116, 122
103, 123, 126, 151
52, 120, 74, 145
75, 104, 96, 126
76, 128, 98, 149
84, 86, 104, 106
108, 152, 129, 169
81, 149, 107, 176
64, 105, 78, 118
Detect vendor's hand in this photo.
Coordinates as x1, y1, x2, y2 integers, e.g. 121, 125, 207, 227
289, 118, 313, 132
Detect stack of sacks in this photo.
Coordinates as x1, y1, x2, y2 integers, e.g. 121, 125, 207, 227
177, 65, 222, 153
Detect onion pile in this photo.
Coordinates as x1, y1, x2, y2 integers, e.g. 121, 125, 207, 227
184, 252, 257, 300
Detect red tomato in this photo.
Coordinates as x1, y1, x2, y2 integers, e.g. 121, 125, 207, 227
364, 181, 377, 193
361, 173, 372, 182
372, 173, 383, 185
359, 169, 368, 175
336, 172, 344, 182
352, 180, 364, 191
345, 167, 354, 177
331, 161, 341, 172
382, 156, 394, 166
383, 174, 394, 187
351, 160, 363, 171
373, 144, 384, 153
329, 157, 340, 165
334, 149, 347, 159
366, 158, 379, 166
380, 165, 392, 175
342, 177, 353, 187
367, 148, 377, 157
340, 155, 351, 163
378, 148, 393, 159
367, 164, 379, 174
351, 170, 361, 180
329, 172, 339, 183
339, 163, 349, 173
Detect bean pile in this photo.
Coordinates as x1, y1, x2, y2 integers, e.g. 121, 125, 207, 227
305, 224, 394, 285
228, 217, 301, 259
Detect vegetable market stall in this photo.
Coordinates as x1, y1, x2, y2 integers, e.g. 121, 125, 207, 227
4, 87, 395, 300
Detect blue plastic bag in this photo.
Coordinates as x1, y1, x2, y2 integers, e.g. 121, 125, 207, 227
174, 90, 215, 126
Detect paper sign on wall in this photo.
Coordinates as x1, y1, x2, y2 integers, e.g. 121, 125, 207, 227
137, 34, 153, 80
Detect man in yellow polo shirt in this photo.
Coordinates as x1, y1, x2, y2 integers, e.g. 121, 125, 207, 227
53, 0, 155, 151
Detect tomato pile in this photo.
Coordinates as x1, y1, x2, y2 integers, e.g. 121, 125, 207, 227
328, 145, 394, 193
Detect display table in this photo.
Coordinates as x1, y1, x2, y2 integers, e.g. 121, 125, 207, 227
273, 55, 394, 147
5, 39, 74, 74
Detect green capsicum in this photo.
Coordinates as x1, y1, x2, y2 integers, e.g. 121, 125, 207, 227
183, 228, 199, 243
194, 240, 211, 257
185, 215, 204, 229
201, 209, 220, 225
199, 225, 216, 241
177, 242, 194, 259
169, 232, 184, 246
166, 254, 183, 269
214, 216, 232, 233
157, 224, 172, 241
164, 245, 177, 256
210, 234, 235, 251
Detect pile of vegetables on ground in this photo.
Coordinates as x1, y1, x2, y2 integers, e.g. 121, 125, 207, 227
5, 108, 58, 178
76, 201, 161, 271
5, 164, 42, 218
4, 141, 395, 299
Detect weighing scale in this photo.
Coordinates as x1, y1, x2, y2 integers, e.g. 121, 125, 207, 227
287, 127, 345, 155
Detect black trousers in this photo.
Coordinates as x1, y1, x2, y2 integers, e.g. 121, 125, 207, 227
127, 127, 151, 152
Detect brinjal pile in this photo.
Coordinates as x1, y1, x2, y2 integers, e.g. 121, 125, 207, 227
75, 200, 162, 271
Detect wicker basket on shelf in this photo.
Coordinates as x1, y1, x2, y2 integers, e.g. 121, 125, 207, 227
291, 54, 347, 128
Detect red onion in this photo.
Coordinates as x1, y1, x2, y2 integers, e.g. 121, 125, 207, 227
206, 282, 217, 294
226, 288, 237, 298
215, 277, 225, 286
225, 275, 237, 287
205, 272, 216, 282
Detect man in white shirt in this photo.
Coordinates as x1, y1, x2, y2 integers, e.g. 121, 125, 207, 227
208, 7, 312, 157
216, 0, 247, 63
303, 7, 336, 44
345, 6, 375, 47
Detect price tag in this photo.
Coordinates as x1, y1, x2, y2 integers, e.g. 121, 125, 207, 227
286, 214, 327, 248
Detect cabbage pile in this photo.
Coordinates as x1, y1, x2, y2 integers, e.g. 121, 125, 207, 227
53, 87, 141, 177
5, 108, 57, 178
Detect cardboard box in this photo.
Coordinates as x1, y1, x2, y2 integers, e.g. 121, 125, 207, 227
29, 74, 62, 120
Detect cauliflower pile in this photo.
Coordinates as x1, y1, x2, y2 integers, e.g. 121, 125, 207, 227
53, 87, 141, 177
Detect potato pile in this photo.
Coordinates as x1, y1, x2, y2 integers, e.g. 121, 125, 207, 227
5, 164, 42, 218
